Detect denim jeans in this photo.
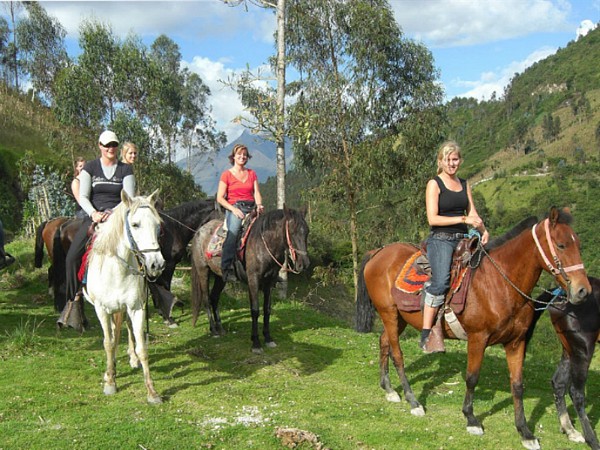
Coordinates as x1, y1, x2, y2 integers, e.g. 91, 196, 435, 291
425, 234, 461, 298
221, 201, 255, 271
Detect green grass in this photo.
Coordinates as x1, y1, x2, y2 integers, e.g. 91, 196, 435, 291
0, 238, 598, 449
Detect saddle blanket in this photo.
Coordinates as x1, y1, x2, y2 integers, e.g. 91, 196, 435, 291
205, 223, 228, 259
391, 250, 470, 313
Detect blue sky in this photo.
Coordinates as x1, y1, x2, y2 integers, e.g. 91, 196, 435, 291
15, 1, 600, 144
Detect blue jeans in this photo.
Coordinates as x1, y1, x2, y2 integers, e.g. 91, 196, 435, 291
221, 201, 254, 271
425, 234, 461, 298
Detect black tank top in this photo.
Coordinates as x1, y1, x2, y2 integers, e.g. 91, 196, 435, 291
431, 176, 469, 234
84, 159, 133, 212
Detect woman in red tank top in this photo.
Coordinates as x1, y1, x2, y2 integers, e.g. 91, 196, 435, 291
216, 144, 264, 281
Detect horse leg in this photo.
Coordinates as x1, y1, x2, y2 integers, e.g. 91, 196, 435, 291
247, 277, 262, 353
462, 337, 486, 436
129, 308, 162, 404
551, 354, 580, 442
122, 313, 140, 369
262, 284, 276, 348
504, 340, 540, 450
379, 310, 422, 415
568, 352, 599, 448
207, 274, 226, 336
95, 308, 117, 396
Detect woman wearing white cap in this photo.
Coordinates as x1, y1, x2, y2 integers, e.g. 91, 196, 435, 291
57, 130, 136, 332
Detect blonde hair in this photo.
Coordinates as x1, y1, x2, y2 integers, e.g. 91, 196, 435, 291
436, 140, 462, 175
121, 142, 139, 164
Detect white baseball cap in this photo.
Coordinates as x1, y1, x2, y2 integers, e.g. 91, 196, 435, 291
98, 130, 119, 146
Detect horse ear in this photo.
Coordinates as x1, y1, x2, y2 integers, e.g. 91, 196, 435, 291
121, 189, 133, 207
299, 204, 308, 218
283, 203, 289, 216
148, 189, 161, 208
549, 206, 559, 226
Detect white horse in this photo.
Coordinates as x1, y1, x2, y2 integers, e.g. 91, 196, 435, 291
82, 190, 165, 404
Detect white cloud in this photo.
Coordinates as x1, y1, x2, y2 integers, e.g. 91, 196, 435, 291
454, 46, 557, 100
391, 0, 571, 47
576, 19, 598, 39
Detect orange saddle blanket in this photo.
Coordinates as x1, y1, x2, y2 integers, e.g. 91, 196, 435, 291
391, 250, 470, 313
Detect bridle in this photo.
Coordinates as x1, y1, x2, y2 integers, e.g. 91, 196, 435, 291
477, 218, 584, 308
531, 218, 585, 285
122, 205, 162, 281
261, 218, 307, 274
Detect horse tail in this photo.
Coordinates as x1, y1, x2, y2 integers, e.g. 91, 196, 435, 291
34, 221, 47, 268
190, 250, 203, 327
355, 250, 377, 333
52, 228, 67, 312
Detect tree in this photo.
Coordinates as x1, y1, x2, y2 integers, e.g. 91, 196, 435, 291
16, 1, 68, 102
0, 15, 9, 85
286, 0, 444, 292
2, 1, 22, 89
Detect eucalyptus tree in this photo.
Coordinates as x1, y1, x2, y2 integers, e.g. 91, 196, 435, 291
285, 0, 445, 291
1, 0, 21, 89
16, 1, 68, 102
0, 16, 9, 85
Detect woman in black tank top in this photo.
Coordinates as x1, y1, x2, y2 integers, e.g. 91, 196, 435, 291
419, 141, 489, 353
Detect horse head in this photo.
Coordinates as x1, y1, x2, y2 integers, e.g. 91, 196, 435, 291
121, 189, 165, 279
284, 205, 310, 273
534, 206, 590, 304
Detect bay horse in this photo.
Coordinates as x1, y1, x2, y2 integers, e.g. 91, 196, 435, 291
35, 216, 72, 298
82, 190, 165, 403
152, 199, 219, 325
355, 207, 590, 450
189, 206, 309, 353
528, 276, 600, 449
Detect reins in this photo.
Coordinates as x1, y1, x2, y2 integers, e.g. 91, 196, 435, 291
478, 219, 583, 310
261, 218, 307, 274
158, 210, 198, 233
120, 205, 162, 282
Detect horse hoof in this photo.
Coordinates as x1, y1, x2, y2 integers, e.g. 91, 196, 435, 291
385, 392, 401, 403
521, 438, 540, 450
167, 321, 179, 329
104, 384, 117, 396
147, 395, 163, 405
410, 406, 425, 416
466, 426, 484, 436
129, 359, 141, 369
265, 341, 277, 348
252, 347, 264, 354
565, 429, 585, 443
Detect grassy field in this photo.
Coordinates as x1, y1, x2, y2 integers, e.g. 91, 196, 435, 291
1, 238, 599, 450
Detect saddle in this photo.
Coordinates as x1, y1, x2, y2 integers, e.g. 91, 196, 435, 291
392, 235, 480, 313
205, 211, 258, 261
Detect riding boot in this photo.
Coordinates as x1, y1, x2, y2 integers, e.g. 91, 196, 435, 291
424, 308, 446, 354
57, 292, 87, 333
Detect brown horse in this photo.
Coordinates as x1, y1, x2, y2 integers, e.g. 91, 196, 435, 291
35, 217, 81, 307
190, 207, 309, 353
355, 207, 590, 450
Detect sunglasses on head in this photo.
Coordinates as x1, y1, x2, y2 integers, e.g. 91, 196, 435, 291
103, 142, 118, 148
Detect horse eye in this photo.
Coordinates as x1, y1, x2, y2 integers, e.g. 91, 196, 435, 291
131, 222, 140, 229
556, 243, 566, 250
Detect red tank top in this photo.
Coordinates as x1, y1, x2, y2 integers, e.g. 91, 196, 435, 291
220, 169, 257, 204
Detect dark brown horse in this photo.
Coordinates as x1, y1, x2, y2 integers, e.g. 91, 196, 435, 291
528, 276, 600, 449
35, 217, 82, 310
190, 207, 309, 353
34, 216, 71, 293
355, 207, 590, 450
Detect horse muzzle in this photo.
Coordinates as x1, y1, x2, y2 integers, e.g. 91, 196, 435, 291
565, 274, 591, 305
145, 253, 166, 278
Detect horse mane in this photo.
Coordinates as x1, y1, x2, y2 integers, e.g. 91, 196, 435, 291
162, 199, 213, 222
93, 196, 160, 256
256, 208, 305, 234
484, 216, 538, 251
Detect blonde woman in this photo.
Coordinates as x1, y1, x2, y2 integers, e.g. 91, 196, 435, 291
420, 141, 489, 352
121, 142, 138, 165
